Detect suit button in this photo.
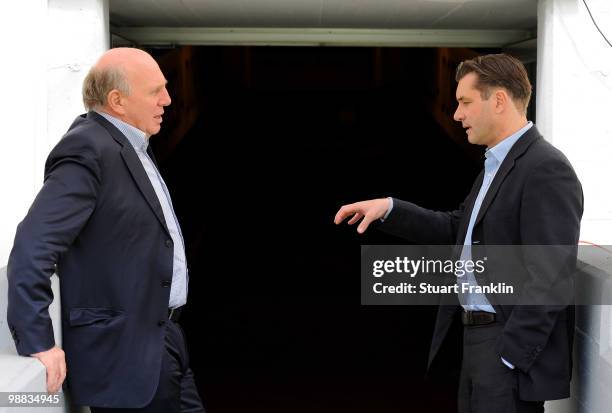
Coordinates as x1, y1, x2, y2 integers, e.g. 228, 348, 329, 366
158, 320, 166, 326
161, 280, 171, 287
165, 239, 173, 248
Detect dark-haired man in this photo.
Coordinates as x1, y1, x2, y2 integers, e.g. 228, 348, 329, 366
335, 54, 583, 413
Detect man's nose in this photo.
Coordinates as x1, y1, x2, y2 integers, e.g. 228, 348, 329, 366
453, 106, 462, 122
161, 88, 171, 106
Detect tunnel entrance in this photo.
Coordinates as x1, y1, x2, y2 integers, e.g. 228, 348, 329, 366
148, 45, 499, 413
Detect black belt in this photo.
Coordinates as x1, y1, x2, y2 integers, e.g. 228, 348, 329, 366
168, 306, 183, 322
461, 311, 495, 326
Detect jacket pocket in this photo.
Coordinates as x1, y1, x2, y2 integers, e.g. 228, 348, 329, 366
69, 307, 124, 327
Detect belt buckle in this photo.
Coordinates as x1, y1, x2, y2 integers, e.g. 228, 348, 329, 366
462, 310, 473, 325
463, 311, 495, 326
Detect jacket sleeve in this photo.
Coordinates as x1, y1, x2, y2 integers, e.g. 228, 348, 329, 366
376, 171, 484, 245
499, 158, 583, 373
7, 134, 101, 356
377, 198, 465, 244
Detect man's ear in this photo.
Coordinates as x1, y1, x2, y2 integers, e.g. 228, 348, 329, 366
107, 89, 125, 115
494, 89, 508, 114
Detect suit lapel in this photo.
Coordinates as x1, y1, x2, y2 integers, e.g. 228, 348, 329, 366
456, 171, 484, 245
473, 157, 516, 228
88, 112, 170, 236
120, 146, 170, 236
473, 126, 541, 228
147, 145, 161, 170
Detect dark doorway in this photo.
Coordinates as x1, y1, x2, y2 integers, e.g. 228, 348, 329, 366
150, 46, 485, 413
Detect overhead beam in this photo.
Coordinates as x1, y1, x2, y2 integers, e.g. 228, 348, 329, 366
503, 38, 537, 63
111, 27, 533, 48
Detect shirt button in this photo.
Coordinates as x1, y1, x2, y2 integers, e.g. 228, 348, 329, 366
165, 239, 173, 248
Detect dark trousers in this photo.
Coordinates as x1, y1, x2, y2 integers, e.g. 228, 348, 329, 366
458, 323, 544, 413
90, 319, 205, 413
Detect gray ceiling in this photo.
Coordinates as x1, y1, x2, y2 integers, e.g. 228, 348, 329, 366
110, 0, 537, 30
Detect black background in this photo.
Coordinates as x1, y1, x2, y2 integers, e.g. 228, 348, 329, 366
150, 46, 485, 413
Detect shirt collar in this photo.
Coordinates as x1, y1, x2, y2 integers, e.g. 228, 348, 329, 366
485, 121, 533, 164
95, 110, 149, 153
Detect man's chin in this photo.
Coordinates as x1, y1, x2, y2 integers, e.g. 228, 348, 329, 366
147, 127, 161, 137
466, 132, 485, 146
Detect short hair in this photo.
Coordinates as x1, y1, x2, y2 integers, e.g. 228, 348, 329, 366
455, 53, 532, 114
82, 65, 131, 111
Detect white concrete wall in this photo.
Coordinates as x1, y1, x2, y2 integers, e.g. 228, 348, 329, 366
0, 1, 108, 411
537, 0, 612, 246
0, 0, 109, 266
0, 267, 63, 413
546, 250, 612, 413
0, 1, 48, 268
538, 1, 612, 412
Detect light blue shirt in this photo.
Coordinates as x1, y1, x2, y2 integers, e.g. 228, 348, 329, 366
459, 121, 533, 313
458, 121, 532, 370
96, 111, 188, 309
384, 122, 533, 369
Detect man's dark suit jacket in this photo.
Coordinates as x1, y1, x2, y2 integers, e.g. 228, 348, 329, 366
7, 111, 177, 408
378, 126, 583, 401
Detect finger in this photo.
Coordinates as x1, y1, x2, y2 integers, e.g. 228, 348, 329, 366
48, 359, 63, 393
347, 212, 362, 225
59, 360, 67, 387
45, 367, 52, 393
47, 370, 58, 393
52, 367, 62, 393
357, 214, 375, 234
334, 204, 356, 224
51, 372, 62, 393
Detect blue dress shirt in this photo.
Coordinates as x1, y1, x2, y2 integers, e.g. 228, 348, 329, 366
459, 121, 533, 369
459, 121, 533, 313
384, 121, 534, 369
96, 111, 188, 309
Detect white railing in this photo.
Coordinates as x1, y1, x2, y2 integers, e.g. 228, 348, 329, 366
0, 267, 80, 413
